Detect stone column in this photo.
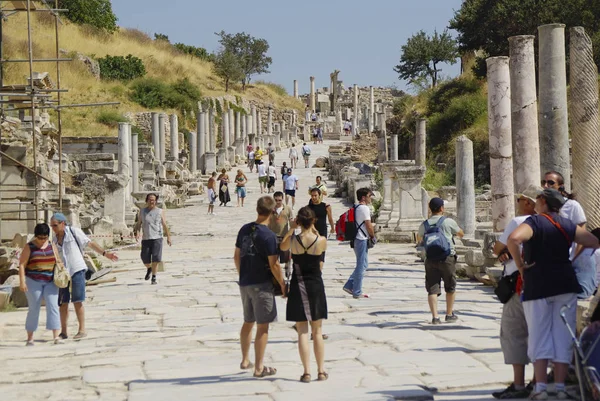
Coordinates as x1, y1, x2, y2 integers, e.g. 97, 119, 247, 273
257, 110, 263, 148
293, 80, 299, 99
197, 111, 206, 174
158, 113, 166, 162
353, 84, 359, 136
206, 109, 217, 173
369, 86, 375, 132
118, 123, 131, 178
246, 115, 253, 147
229, 108, 235, 145
309, 76, 316, 111
267, 108, 273, 137
235, 111, 244, 159
223, 111, 230, 149
151, 112, 160, 160
538, 24, 570, 190
487, 56, 515, 232
169, 114, 179, 160
189, 131, 197, 172
131, 130, 139, 193
415, 119, 426, 167
456, 136, 476, 237
509, 35, 541, 193
570, 27, 600, 229
251, 105, 257, 136
390, 134, 398, 161
241, 112, 246, 139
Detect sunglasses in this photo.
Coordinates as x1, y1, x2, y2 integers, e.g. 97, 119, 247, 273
541, 179, 556, 186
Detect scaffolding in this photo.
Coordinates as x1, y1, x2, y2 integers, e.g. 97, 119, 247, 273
0, 0, 118, 240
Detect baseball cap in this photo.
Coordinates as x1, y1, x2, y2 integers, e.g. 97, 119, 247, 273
516, 184, 543, 203
429, 197, 445, 211
540, 188, 567, 210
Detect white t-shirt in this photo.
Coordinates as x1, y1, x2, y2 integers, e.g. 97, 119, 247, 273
343, 121, 351, 130
248, 151, 255, 160
355, 204, 371, 241
257, 164, 267, 177
498, 215, 530, 276
289, 148, 298, 158
268, 165, 276, 178
560, 199, 589, 259
284, 174, 298, 191
53, 226, 90, 276
302, 145, 311, 155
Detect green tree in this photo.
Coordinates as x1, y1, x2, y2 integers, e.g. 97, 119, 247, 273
154, 33, 170, 42
215, 31, 272, 90
59, 0, 117, 33
394, 29, 458, 88
212, 50, 245, 92
173, 43, 213, 62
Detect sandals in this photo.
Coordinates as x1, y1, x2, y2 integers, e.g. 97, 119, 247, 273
317, 372, 329, 381
300, 373, 311, 383
25, 340, 34, 346
253, 366, 277, 378
73, 332, 87, 340
240, 362, 254, 370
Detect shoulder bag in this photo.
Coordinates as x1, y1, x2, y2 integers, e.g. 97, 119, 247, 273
494, 267, 520, 304
51, 243, 70, 289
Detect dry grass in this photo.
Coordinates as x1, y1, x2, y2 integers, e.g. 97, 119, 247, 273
3, 13, 303, 137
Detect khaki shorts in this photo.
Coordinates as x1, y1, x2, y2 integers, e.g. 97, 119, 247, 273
259, 176, 268, 184
500, 293, 529, 365
239, 281, 277, 324
425, 255, 457, 295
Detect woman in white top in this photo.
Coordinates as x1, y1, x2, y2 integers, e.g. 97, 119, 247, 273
257, 161, 268, 194
289, 144, 298, 169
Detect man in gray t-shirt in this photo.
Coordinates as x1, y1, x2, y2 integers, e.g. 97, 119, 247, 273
417, 198, 464, 325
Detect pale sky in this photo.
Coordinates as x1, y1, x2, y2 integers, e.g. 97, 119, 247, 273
112, 0, 463, 95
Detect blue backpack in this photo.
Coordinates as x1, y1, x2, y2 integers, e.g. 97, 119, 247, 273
422, 216, 451, 261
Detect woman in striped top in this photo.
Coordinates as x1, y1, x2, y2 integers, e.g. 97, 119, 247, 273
18, 223, 62, 345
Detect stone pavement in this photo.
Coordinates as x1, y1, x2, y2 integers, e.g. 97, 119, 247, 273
0, 141, 515, 401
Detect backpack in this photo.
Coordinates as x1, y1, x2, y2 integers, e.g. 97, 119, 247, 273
302, 146, 311, 156
422, 216, 451, 261
239, 224, 282, 295
335, 205, 365, 243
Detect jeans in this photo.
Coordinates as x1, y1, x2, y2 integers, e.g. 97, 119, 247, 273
573, 253, 597, 299
24, 277, 60, 332
344, 239, 369, 296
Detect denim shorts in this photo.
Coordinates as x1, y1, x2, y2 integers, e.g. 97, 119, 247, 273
58, 270, 86, 305
236, 186, 247, 198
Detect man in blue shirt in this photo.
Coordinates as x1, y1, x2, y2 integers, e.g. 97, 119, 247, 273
234, 196, 285, 378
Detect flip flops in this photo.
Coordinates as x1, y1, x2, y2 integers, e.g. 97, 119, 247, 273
73, 332, 87, 340
253, 366, 277, 378
240, 362, 254, 370
300, 373, 311, 383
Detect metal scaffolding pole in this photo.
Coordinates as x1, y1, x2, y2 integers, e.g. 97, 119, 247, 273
26, 0, 39, 220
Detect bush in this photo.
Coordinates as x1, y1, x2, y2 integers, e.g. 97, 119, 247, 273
255, 80, 287, 96
422, 163, 453, 191
98, 54, 146, 81
173, 43, 213, 62
129, 77, 202, 113
59, 0, 118, 33
121, 29, 152, 44
427, 77, 481, 115
96, 109, 127, 127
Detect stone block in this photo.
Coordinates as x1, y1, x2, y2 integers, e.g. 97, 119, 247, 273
93, 217, 114, 249
462, 238, 483, 248
69, 153, 114, 162
10, 286, 28, 307
11, 233, 33, 249
83, 160, 118, 173
483, 232, 502, 258
0, 290, 10, 309
465, 250, 485, 267
314, 156, 328, 168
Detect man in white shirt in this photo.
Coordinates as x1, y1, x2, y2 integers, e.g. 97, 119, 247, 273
267, 162, 277, 194
257, 161, 268, 194
343, 187, 376, 299
490, 185, 540, 400
283, 168, 299, 208
302, 143, 311, 168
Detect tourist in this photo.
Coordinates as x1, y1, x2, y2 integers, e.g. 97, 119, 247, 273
51, 212, 118, 340
280, 206, 328, 383
246, 143, 253, 163
542, 171, 597, 299
280, 162, 289, 191
317, 126, 323, 144
302, 143, 311, 168
308, 176, 328, 202
268, 191, 294, 278
267, 142, 276, 164
308, 188, 335, 240
217, 169, 231, 207
254, 146, 263, 165
267, 161, 277, 194
312, 127, 318, 144
491, 185, 540, 400
235, 196, 285, 378
235, 169, 248, 207
343, 188, 376, 299
248, 148, 256, 173
507, 188, 599, 400
207, 172, 218, 215
311, 112, 317, 122
343, 119, 351, 136
289, 144, 298, 169
18, 223, 61, 345
134, 194, 172, 286
417, 198, 464, 323
257, 161, 268, 194
283, 168, 299, 208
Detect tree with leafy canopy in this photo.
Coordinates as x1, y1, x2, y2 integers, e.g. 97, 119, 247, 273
394, 29, 459, 88
212, 49, 245, 92
215, 31, 272, 90
59, 0, 117, 33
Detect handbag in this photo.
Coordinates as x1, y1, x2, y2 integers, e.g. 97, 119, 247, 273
51, 243, 70, 289
494, 269, 519, 303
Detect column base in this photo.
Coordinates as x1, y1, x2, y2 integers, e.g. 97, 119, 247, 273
205, 152, 216, 173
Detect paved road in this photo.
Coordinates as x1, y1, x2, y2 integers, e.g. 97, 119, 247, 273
0, 140, 513, 401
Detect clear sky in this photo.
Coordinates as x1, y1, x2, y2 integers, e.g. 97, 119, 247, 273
112, 0, 463, 95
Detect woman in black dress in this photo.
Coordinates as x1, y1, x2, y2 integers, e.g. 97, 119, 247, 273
216, 168, 230, 206
308, 188, 335, 238
280, 206, 328, 383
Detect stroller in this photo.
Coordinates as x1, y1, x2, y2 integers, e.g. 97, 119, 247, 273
561, 305, 600, 400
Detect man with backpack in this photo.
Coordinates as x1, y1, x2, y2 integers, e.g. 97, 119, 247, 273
301, 143, 311, 168
267, 142, 276, 164
417, 197, 464, 324
342, 187, 376, 299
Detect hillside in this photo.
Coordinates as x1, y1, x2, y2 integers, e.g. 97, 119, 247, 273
3, 13, 304, 137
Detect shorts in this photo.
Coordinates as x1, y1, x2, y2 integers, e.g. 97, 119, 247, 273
285, 189, 296, 197
248, 159, 255, 169
239, 281, 277, 324
259, 176, 268, 184
58, 270, 86, 305
344, 128, 350, 133
500, 293, 529, 365
208, 188, 217, 205
424, 255, 457, 295
141, 238, 163, 264
236, 186, 247, 198
303, 155, 310, 161
269, 154, 275, 162
268, 176, 276, 188
523, 292, 577, 363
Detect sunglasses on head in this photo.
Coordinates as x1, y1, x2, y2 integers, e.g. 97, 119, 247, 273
541, 179, 556, 186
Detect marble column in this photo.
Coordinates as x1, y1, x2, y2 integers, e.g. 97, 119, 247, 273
206, 108, 217, 173
538, 23, 570, 190
487, 56, 515, 232
456, 135, 476, 237
309, 76, 316, 111
369, 86, 375, 132
415, 119, 426, 167
223, 111, 230, 149
158, 113, 166, 162
228, 108, 235, 146
235, 111, 244, 159
267, 108, 273, 137
257, 110, 263, 148
509, 35, 541, 193
353, 84, 359, 136
197, 111, 206, 174
131, 130, 139, 193
189, 131, 197, 172
118, 123, 131, 178
293, 80, 299, 99
570, 26, 600, 229
390, 134, 399, 161
251, 105, 257, 136
169, 114, 179, 160
151, 112, 160, 160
